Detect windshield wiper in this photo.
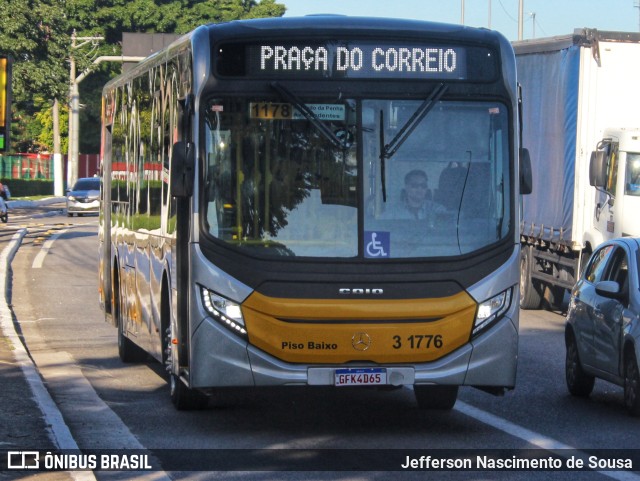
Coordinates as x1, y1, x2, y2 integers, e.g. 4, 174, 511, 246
382, 83, 448, 160
270, 81, 348, 150
378, 83, 448, 202
379, 109, 388, 202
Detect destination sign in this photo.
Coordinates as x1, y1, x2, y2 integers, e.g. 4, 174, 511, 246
217, 41, 496, 81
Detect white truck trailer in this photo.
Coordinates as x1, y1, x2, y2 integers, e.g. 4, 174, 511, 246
515, 29, 640, 309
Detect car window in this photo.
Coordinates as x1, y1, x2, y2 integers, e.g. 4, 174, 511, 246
604, 247, 629, 300
585, 245, 615, 283
73, 179, 100, 191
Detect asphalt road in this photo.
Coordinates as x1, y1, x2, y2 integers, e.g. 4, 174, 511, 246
2, 206, 640, 480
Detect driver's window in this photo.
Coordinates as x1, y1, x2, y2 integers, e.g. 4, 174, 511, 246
604, 247, 629, 304
585, 245, 614, 283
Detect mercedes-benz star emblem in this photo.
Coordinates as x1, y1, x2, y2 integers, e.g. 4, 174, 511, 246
351, 332, 372, 351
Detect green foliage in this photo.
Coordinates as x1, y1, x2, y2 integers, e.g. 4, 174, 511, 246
0, 0, 70, 152
0, 1, 70, 101
1, 0, 286, 155
0, 178, 53, 196
35, 100, 69, 153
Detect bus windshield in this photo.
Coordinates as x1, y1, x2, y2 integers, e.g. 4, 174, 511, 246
202, 97, 511, 258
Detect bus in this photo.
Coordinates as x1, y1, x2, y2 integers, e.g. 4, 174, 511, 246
98, 16, 532, 410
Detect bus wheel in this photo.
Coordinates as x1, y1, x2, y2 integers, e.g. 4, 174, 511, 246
165, 326, 208, 410
414, 385, 458, 410
115, 277, 145, 363
565, 331, 594, 397
170, 373, 208, 411
624, 350, 640, 417
117, 320, 145, 362
520, 246, 543, 310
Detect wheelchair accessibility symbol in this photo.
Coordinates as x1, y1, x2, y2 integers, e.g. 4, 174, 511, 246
365, 231, 390, 258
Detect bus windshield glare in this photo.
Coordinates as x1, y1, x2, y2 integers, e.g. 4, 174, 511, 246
203, 96, 511, 258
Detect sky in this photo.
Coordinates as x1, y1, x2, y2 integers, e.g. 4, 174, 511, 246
281, 0, 640, 41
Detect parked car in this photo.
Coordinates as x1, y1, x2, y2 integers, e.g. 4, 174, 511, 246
66, 177, 100, 216
565, 237, 640, 416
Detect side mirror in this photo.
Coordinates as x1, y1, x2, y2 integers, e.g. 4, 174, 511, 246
171, 140, 194, 197
589, 150, 607, 188
595, 280, 624, 300
519, 148, 533, 195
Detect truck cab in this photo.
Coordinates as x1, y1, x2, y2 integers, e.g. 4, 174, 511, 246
590, 128, 640, 242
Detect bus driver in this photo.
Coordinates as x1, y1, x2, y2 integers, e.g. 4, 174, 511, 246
390, 169, 445, 221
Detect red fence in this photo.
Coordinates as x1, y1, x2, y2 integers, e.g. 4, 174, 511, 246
0, 153, 100, 180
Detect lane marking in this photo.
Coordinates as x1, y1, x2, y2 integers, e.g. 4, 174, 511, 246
7, 224, 171, 481
5, 229, 171, 481
32, 228, 68, 269
0, 230, 95, 481
456, 400, 640, 480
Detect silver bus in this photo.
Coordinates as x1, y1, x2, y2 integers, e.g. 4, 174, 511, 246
98, 16, 531, 410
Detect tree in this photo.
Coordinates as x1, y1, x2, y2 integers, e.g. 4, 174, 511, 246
0, 0, 286, 154
35, 97, 69, 153
0, 0, 69, 152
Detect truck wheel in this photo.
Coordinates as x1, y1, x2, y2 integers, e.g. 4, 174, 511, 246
414, 385, 458, 410
544, 285, 566, 311
565, 331, 594, 397
520, 246, 543, 309
624, 350, 640, 417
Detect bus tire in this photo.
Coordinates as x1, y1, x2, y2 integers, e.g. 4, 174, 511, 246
624, 349, 640, 417
414, 385, 458, 410
164, 295, 208, 411
117, 311, 146, 363
565, 330, 594, 397
520, 245, 543, 310
170, 373, 208, 410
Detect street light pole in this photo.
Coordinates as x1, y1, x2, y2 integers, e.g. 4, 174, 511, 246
518, 0, 524, 40
53, 99, 63, 196
68, 30, 103, 189
529, 12, 536, 39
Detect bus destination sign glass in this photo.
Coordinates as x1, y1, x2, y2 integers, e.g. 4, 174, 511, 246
217, 41, 496, 81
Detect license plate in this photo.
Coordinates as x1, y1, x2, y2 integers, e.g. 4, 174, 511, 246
335, 368, 387, 386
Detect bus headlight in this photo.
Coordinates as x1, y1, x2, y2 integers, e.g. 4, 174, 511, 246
472, 287, 512, 337
200, 287, 247, 337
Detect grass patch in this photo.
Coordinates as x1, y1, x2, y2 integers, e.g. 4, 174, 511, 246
11, 195, 58, 201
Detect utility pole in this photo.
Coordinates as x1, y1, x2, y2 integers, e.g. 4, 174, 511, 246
518, 0, 524, 40
461, 0, 465, 24
52, 99, 62, 196
528, 12, 536, 38
68, 30, 103, 189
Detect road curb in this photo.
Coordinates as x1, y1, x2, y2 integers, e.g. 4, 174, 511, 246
0, 229, 97, 481
7, 197, 67, 209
